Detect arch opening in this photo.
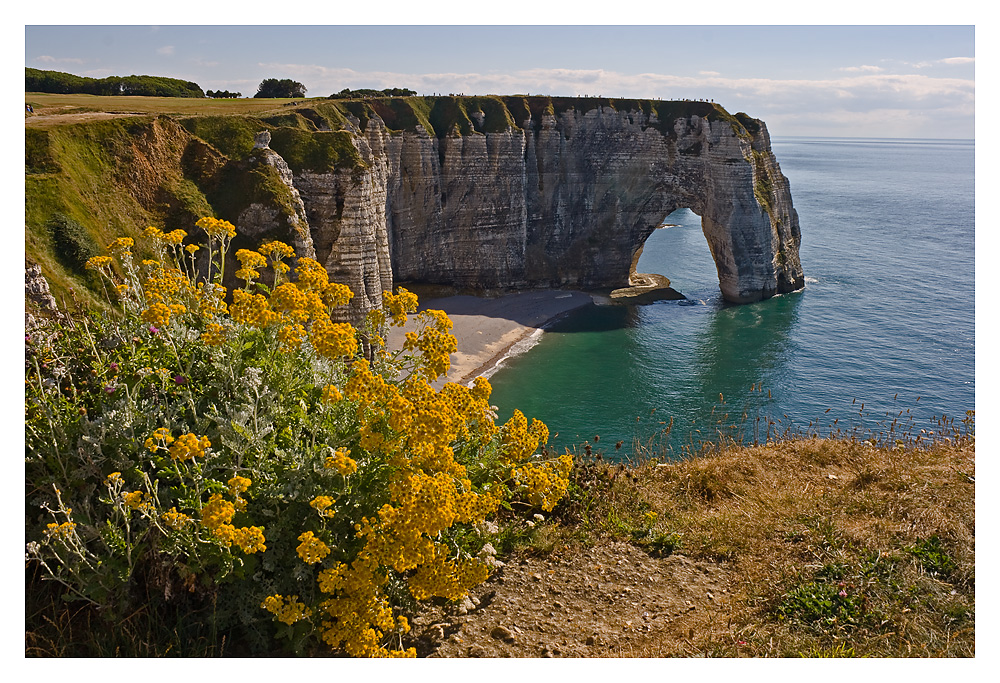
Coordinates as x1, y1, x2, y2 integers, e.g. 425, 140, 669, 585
616, 208, 721, 303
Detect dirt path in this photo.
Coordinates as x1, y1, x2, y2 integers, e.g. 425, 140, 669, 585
406, 540, 734, 657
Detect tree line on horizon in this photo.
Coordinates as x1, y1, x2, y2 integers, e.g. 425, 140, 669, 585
25, 68, 205, 98
26, 68, 417, 101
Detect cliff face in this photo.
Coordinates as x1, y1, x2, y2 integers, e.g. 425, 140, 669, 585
271, 98, 803, 319
25, 97, 803, 323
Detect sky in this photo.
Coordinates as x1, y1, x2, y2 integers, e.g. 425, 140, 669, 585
22, 20, 976, 139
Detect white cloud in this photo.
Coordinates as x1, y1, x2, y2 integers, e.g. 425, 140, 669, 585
699, 71, 721, 77
34, 55, 83, 64
941, 57, 974, 65
252, 63, 974, 137
157, 45, 175, 56
839, 65, 883, 73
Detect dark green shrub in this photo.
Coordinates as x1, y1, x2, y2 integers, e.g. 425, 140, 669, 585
47, 213, 99, 275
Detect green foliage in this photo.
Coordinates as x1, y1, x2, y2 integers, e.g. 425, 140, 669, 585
367, 98, 433, 133
906, 536, 957, 578
779, 580, 872, 628
26, 68, 204, 98
26, 128, 59, 174
777, 551, 904, 637
45, 213, 99, 276
329, 87, 416, 99
254, 78, 307, 99
267, 128, 363, 174
179, 116, 263, 159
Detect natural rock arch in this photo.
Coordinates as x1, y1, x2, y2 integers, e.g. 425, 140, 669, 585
380, 102, 803, 304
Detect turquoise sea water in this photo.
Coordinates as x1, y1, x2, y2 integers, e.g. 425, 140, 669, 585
487, 137, 975, 456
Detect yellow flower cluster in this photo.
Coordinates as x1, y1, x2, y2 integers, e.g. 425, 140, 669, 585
310, 318, 358, 360
297, 530, 331, 564
161, 507, 193, 530
200, 493, 266, 554
301, 353, 527, 655
321, 385, 342, 403
201, 322, 228, 346
269, 282, 319, 324
123, 490, 153, 512
313, 554, 416, 658
501, 410, 550, 464
195, 216, 237, 240
107, 237, 134, 254
201, 493, 234, 530
324, 448, 358, 475
310, 495, 337, 517
407, 544, 490, 602
512, 454, 573, 512
227, 475, 251, 496
381, 288, 419, 326
144, 427, 174, 453
261, 594, 312, 625
231, 526, 267, 553
259, 240, 295, 261
235, 248, 267, 283
85, 255, 113, 271
45, 521, 77, 539
141, 302, 173, 328
143, 261, 194, 306
230, 289, 275, 328
161, 229, 187, 246
227, 475, 251, 512
168, 433, 211, 462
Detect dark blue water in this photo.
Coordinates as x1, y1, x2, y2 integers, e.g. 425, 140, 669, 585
487, 137, 975, 456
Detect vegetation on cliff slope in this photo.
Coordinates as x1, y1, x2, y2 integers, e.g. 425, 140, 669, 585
25, 225, 569, 657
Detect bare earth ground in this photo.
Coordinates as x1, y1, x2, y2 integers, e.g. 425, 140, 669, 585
409, 541, 731, 657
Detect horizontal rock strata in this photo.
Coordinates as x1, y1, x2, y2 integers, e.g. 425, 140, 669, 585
259, 98, 803, 322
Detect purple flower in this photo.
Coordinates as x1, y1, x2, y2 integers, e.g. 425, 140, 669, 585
149, 326, 159, 334
109, 362, 119, 372
838, 589, 848, 598
24, 335, 31, 344
104, 386, 116, 395
173, 375, 187, 385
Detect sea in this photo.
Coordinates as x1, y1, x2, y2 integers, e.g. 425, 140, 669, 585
486, 137, 976, 458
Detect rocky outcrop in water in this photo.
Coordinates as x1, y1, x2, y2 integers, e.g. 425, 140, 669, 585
260, 98, 803, 321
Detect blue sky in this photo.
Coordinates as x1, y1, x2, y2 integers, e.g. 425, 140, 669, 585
24, 22, 976, 138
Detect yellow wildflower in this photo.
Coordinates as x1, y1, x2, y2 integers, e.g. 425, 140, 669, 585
44, 521, 77, 539
161, 507, 193, 530
262, 594, 312, 625
107, 237, 134, 254
296, 531, 331, 564
228, 475, 252, 496
85, 256, 113, 271
168, 433, 210, 461
324, 448, 357, 476
201, 493, 235, 531
310, 495, 336, 517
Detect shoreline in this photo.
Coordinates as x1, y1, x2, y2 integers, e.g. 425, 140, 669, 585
386, 290, 597, 387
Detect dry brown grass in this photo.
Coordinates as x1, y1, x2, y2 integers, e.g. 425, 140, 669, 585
607, 436, 975, 656
24, 92, 312, 128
